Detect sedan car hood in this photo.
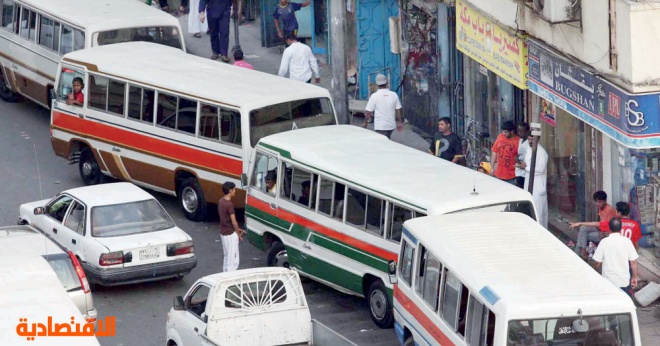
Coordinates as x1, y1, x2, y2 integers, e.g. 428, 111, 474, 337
93, 227, 191, 252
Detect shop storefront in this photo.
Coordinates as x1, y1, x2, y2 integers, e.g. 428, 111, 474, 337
455, 0, 528, 160
527, 38, 660, 263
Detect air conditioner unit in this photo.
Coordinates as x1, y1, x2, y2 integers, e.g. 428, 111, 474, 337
533, 0, 580, 23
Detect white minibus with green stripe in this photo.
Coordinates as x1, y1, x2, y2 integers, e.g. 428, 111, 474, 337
243, 125, 537, 329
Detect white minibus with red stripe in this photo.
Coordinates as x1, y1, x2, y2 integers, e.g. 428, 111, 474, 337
389, 213, 640, 346
50, 42, 337, 221
0, 0, 185, 108
243, 125, 537, 329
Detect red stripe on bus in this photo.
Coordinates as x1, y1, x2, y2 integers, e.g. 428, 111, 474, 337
394, 285, 455, 346
52, 111, 242, 176
247, 195, 397, 262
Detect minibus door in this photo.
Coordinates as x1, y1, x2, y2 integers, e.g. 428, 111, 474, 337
246, 149, 280, 228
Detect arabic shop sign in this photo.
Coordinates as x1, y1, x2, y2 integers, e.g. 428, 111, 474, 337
456, 0, 528, 89
527, 39, 660, 148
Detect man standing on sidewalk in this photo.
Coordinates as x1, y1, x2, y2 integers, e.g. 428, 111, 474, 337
570, 190, 617, 260
218, 181, 244, 272
593, 218, 639, 299
428, 117, 462, 163
199, 0, 233, 62
363, 74, 403, 139
514, 123, 530, 189
490, 120, 520, 184
278, 33, 320, 83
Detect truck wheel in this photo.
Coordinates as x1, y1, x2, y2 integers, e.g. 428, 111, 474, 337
266, 241, 289, 268
79, 148, 104, 185
178, 177, 208, 222
368, 280, 393, 328
403, 336, 414, 346
0, 72, 19, 102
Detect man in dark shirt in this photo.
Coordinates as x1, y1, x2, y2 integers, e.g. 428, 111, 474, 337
218, 181, 244, 272
273, 0, 310, 40
297, 180, 310, 206
429, 117, 463, 163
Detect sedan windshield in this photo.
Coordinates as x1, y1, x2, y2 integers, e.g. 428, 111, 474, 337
91, 199, 175, 237
508, 314, 635, 346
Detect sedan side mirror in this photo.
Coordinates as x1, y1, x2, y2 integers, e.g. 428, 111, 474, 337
387, 260, 397, 284
240, 173, 248, 188
173, 296, 185, 311
33, 207, 44, 215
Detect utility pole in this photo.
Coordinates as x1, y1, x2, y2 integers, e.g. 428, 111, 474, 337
232, 0, 241, 54
330, 0, 349, 124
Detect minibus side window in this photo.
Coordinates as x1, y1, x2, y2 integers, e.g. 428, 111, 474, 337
199, 103, 220, 140
176, 97, 197, 135
388, 204, 413, 243
365, 195, 385, 236
1, 1, 17, 33
416, 246, 441, 311
156, 92, 177, 129
399, 240, 415, 287
466, 294, 493, 345
220, 108, 241, 146
88, 74, 108, 111
128, 85, 156, 124
107, 79, 126, 116
441, 270, 468, 333
56, 67, 84, 101
332, 183, 346, 221
345, 188, 366, 228
317, 177, 334, 216
38, 15, 54, 50
284, 164, 316, 210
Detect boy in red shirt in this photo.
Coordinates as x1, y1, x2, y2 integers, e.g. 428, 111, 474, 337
599, 201, 642, 250
66, 77, 84, 106
490, 120, 520, 184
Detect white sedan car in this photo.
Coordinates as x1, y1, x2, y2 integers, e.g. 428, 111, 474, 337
19, 182, 197, 286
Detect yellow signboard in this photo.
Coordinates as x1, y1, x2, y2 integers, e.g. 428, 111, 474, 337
456, 0, 528, 89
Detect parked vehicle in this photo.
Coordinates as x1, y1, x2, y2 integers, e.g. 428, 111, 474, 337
0, 224, 97, 322
243, 125, 537, 328
166, 267, 356, 346
18, 182, 197, 286
0, 0, 185, 108
50, 41, 338, 221
388, 213, 641, 346
0, 256, 101, 345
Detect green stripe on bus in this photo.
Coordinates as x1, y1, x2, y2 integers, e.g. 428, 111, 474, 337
286, 246, 364, 295
259, 143, 292, 159
246, 206, 291, 233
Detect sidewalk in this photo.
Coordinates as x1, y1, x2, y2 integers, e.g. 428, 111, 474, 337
174, 13, 660, 344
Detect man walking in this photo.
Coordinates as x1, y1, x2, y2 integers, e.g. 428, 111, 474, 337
363, 74, 403, 139
490, 120, 519, 184
273, 0, 310, 40
199, 0, 233, 62
278, 33, 320, 83
593, 218, 639, 298
218, 181, 244, 272
569, 190, 617, 260
428, 117, 462, 163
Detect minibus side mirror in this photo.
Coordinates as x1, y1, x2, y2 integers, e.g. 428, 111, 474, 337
240, 173, 248, 188
387, 260, 397, 284
173, 296, 185, 311
33, 207, 44, 215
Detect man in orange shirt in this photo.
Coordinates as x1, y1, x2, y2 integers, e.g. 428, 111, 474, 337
570, 191, 617, 260
490, 120, 520, 184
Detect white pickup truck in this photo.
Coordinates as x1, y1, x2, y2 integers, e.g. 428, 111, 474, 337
165, 267, 356, 346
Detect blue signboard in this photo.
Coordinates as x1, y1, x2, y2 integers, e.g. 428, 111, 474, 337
527, 39, 660, 148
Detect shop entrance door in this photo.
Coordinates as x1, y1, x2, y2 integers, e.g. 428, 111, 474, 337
261, 0, 312, 47
311, 0, 328, 55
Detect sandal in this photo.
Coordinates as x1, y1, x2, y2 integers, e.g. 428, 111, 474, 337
194, 33, 202, 38
220, 55, 230, 63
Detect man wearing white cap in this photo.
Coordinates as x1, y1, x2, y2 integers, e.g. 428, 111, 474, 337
363, 74, 403, 138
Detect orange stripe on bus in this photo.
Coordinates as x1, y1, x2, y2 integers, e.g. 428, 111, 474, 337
52, 110, 242, 176
394, 285, 455, 346
247, 195, 397, 262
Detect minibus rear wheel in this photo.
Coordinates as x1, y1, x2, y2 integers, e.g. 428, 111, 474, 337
266, 241, 289, 268
403, 336, 414, 346
178, 177, 208, 222
368, 280, 393, 328
79, 148, 104, 185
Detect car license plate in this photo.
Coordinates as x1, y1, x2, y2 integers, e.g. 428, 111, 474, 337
139, 247, 159, 260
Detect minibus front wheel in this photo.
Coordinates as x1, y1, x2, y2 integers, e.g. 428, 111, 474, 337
266, 241, 289, 268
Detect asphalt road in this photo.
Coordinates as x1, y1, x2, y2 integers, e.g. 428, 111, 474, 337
0, 100, 398, 345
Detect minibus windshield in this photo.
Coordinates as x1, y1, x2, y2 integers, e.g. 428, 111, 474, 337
507, 314, 634, 346
96, 26, 183, 50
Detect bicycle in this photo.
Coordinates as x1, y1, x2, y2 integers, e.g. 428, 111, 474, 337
463, 116, 492, 170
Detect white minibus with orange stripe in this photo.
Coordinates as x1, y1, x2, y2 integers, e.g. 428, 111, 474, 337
0, 0, 185, 108
243, 125, 537, 329
50, 42, 337, 221
389, 213, 640, 346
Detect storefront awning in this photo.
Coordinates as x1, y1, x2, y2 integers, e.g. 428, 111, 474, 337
527, 38, 660, 149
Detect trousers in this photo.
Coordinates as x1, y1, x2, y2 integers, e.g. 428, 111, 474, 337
221, 232, 239, 272
575, 225, 601, 254
208, 8, 231, 56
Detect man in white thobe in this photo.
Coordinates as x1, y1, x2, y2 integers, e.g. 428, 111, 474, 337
523, 138, 548, 228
